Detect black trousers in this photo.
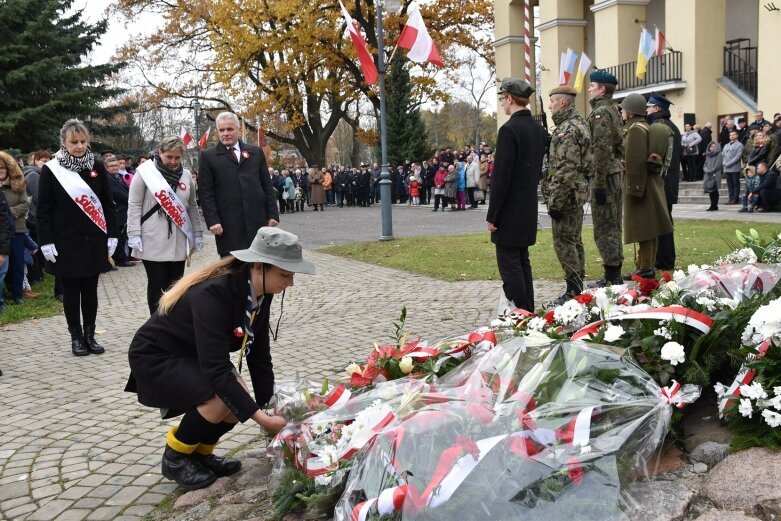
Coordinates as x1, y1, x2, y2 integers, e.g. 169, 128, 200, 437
495, 245, 534, 313
433, 194, 447, 210
142, 260, 186, 314
62, 275, 100, 329
655, 204, 676, 270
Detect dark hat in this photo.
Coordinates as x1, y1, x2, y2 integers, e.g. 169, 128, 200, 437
647, 92, 673, 109
549, 85, 578, 97
499, 78, 535, 99
619, 93, 648, 115
589, 70, 618, 85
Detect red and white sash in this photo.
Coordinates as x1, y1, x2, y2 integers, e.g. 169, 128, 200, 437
46, 159, 107, 234
135, 161, 194, 247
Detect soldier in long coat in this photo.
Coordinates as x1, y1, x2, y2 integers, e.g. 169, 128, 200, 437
619, 94, 673, 279
198, 112, 279, 257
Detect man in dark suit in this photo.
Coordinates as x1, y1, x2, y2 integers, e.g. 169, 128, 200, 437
198, 112, 280, 256
486, 78, 547, 312
105, 156, 134, 267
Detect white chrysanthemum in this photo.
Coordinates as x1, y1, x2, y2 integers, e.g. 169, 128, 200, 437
310, 422, 329, 436
761, 409, 781, 428
718, 298, 739, 310
553, 300, 585, 325
687, 264, 701, 275
766, 395, 781, 411
739, 398, 754, 418
653, 326, 672, 340
527, 317, 547, 331
660, 341, 686, 366
314, 473, 332, 487
713, 382, 727, 397
672, 270, 686, 283
775, 386, 781, 397
696, 296, 717, 312
664, 281, 680, 294
604, 324, 625, 343
739, 382, 768, 400
741, 297, 781, 346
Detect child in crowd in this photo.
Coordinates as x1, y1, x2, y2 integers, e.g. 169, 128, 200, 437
294, 186, 305, 212
739, 165, 761, 213
21, 233, 40, 298
408, 175, 420, 206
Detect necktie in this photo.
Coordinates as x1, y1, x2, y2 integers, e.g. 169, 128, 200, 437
234, 146, 240, 162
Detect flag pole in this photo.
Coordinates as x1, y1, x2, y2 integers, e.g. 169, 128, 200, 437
377, 0, 394, 241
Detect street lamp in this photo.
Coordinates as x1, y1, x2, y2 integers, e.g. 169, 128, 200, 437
377, 0, 400, 241
191, 98, 201, 150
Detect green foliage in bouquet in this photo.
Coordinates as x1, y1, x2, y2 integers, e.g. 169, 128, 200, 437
726, 228, 781, 264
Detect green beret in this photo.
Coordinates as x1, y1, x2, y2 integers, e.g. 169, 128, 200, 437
499, 78, 535, 99
589, 70, 618, 85
549, 85, 578, 97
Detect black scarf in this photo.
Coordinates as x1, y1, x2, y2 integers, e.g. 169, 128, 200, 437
55, 147, 94, 172
152, 156, 185, 238
154, 156, 184, 190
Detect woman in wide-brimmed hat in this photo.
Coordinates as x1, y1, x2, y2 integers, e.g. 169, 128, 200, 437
125, 226, 315, 491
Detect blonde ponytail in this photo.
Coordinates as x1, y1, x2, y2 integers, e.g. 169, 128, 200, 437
158, 257, 243, 315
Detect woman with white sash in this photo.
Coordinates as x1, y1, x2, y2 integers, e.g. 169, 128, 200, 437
37, 119, 119, 357
127, 136, 204, 314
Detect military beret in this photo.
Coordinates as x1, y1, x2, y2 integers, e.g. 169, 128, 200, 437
647, 92, 673, 109
549, 85, 578, 97
499, 78, 535, 99
589, 70, 618, 85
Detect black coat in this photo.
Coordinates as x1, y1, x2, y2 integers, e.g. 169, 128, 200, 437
37, 159, 118, 278
752, 170, 780, 194
335, 171, 349, 192
648, 110, 681, 205
0, 189, 10, 255
198, 142, 280, 255
125, 265, 274, 422
107, 173, 129, 226
699, 127, 713, 152
486, 110, 547, 248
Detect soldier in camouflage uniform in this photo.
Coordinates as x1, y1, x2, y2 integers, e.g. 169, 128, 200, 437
543, 86, 592, 303
586, 70, 624, 286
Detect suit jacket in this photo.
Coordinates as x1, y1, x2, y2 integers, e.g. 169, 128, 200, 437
107, 172, 129, 226
37, 159, 118, 277
126, 265, 274, 422
198, 141, 279, 255
486, 110, 547, 248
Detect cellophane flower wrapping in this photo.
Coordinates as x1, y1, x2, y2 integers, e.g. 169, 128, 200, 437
675, 263, 781, 303
335, 337, 700, 521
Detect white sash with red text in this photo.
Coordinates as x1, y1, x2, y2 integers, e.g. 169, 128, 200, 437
135, 161, 194, 248
46, 159, 107, 234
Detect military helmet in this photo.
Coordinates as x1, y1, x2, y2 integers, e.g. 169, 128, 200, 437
619, 93, 647, 116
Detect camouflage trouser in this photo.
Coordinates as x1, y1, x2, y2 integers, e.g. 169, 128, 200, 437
552, 204, 585, 281
592, 173, 624, 267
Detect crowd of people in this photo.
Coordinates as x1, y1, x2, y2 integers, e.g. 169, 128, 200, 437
266, 144, 496, 214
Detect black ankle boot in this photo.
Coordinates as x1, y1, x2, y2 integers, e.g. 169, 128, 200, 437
162, 446, 217, 491
69, 326, 89, 356
193, 453, 242, 477
551, 278, 582, 306
82, 325, 105, 354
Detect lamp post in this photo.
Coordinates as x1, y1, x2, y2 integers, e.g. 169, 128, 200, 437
377, 0, 399, 241
191, 98, 201, 150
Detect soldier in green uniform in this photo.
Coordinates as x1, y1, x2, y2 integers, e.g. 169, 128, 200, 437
543, 85, 592, 303
619, 93, 673, 279
586, 71, 624, 286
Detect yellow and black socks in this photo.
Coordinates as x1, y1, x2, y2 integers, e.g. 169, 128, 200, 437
195, 422, 237, 456
168, 408, 219, 453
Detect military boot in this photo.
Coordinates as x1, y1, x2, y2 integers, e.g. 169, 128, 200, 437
69, 326, 89, 356
83, 325, 105, 354
551, 278, 583, 306
590, 265, 623, 288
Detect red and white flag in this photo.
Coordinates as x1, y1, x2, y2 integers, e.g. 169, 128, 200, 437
397, 5, 444, 68
339, 0, 378, 85
180, 128, 193, 148
654, 26, 666, 56
197, 126, 211, 149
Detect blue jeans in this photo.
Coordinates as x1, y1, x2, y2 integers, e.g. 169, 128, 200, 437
326, 190, 334, 205
6, 233, 25, 300
0, 253, 8, 308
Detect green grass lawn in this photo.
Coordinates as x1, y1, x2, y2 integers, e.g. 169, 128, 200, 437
320, 220, 781, 281
0, 275, 62, 325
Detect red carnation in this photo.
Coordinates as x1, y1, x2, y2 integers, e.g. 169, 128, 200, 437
515, 409, 537, 430
544, 309, 556, 324
631, 275, 660, 295
508, 436, 543, 457
573, 293, 594, 305
661, 271, 672, 282
567, 457, 585, 485
467, 402, 495, 425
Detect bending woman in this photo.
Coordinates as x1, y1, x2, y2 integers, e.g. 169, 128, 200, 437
127, 136, 204, 314
125, 227, 315, 491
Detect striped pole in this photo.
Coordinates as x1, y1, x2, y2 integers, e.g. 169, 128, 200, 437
523, 0, 532, 83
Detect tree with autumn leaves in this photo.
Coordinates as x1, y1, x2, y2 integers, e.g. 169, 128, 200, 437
112, 0, 493, 166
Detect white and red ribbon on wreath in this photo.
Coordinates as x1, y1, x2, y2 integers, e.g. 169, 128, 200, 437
660, 380, 685, 409
571, 305, 714, 341
718, 339, 771, 417
324, 384, 352, 409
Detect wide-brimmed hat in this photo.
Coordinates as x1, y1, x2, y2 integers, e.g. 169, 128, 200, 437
231, 227, 315, 275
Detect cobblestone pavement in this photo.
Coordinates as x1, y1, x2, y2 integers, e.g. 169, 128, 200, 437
0, 212, 560, 521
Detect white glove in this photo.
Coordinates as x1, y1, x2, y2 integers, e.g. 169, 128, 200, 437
107, 237, 118, 257
128, 235, 143, 252
42, 243, 58, 263
194, 237, 204, 252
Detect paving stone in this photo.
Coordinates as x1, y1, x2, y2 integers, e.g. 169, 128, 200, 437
31, 483, 63, 500
1, 495, 33, 511
26, 499, 75, 521
0, 480, 28, 501
59, 486, 92, 500
625, 481, 695, 521
85, 506, 123, 520
702, 448, 781, 510
72, 497, 104, 509
104, 485, 147, 507
5, 502, 37, 519
123, 504, 155, 516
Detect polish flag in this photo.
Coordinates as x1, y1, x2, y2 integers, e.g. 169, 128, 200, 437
396, 5, 444, 68
655, 26, 666, 56
180, 128, 193, 148
339, 0, 379, 85
197, 126, 211, 149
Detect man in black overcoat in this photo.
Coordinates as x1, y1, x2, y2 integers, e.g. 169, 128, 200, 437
486, 78, 547, 313
198, 113, 280, 256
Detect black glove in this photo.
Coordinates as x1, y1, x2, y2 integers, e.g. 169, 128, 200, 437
548, 208, 563, 221
593, 188, 607, 205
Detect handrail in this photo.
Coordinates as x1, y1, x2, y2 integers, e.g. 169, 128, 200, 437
723, 46, 758, 101
602, 51, 683, 91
